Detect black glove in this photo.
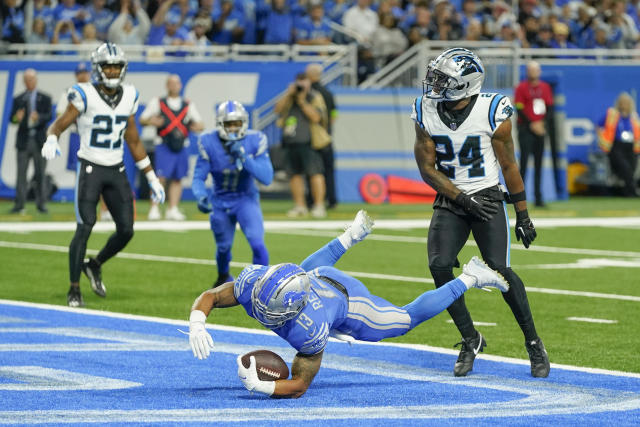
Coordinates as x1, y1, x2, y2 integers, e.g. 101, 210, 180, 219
455, 192, 499, 221
515, 209, 537, 248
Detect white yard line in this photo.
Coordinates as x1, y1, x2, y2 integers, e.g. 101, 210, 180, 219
1, 240, 639, 303
567, 317, 618, 324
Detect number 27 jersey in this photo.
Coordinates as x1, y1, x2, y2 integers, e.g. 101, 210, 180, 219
67, 82, 139, 167
411, 93, 513, 194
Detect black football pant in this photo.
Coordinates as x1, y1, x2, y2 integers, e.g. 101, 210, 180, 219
518, 125, 545, 203
427, 204, 539, 342
609, 140, 637, 197
69, 160, 134, 283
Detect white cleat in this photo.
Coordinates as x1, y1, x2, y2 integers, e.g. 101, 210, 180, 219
345, 210, 374, 244
148, 205, 162, 221
462, 256, 509, 292
165, 207, 186, 221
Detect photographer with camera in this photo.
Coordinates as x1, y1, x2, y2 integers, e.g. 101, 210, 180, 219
274, 72, 329, 218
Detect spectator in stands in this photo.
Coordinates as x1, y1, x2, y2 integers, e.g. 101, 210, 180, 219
167, 0, 197, 33
295, 1, 333, 45
86, 0, 114, 41
9, 69, 52, 214
139, 74, 204, 220
263, 0, 293, 44
107, 0, 150, 46
326, 0, 351, 25
2, 0, 26, 43
32, 0, 55, 38
597, 92, 640, 197
609, 0, 639, 48
533, 23, 554, 48
26, 17, 49, 46
405, 2, 436, 41
186, 16, 212, 55
53, 0, 90, 32
51, 20, 81, 46
81, 23, 101, 48
343, 0, 379, 45
210, 0, 245, 44
464, 18, 485, 41
148, 0, 189, 55
306, 63, 338, 209
593, 22, 613, 49
275, 72, 328, 218
514, 60, 554, 207
460, 0, 481, 31
571, 4, 597, 48
371, 13, 407, 67
550, 21, 578, 50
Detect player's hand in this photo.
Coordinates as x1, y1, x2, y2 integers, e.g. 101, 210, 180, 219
515, 209, 537, 248
189, 310, 213, 360
197, 196, 212, 214
149, 177, 166, 204
236, 355, 275, 396
227, 141, 245, 162
41, 135, 61, 160
455, 192, 498, 222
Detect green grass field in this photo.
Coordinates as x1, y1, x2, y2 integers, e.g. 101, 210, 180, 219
1, 197, 639, 374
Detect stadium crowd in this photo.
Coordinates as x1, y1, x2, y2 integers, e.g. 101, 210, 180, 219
2, 0, 640, 56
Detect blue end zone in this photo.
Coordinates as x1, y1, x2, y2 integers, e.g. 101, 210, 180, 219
0, 301, 638, 425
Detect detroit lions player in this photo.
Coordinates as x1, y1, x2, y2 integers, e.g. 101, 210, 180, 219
412, 47, 549, 378
192, 101, 274, 288
41, 43, 165, 307
188, 210, 509, 398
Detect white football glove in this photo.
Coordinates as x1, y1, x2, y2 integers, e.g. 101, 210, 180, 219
236, 355, 276, 396
189, 310, 214, 360
338, 210, 374, 250
41, 135, 61, 160
146, 171, 166, 204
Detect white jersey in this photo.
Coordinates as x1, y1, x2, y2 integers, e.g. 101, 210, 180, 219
67, 82, 139, 167
411, 93, 513, 194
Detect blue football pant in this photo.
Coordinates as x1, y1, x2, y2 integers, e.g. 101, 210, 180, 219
209, 195, 268, 275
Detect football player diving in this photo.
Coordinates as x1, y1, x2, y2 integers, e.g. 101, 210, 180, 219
41, 43, 166, 307
192, 100, 274, 288
412, 47, 549, 377
188, 210, 509, 398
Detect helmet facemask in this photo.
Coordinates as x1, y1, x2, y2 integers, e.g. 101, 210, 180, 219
91, 43, 128, 89
423, 48, 485, 102
216, 101, 249, 141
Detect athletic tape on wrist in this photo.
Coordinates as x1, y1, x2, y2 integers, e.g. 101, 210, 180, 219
508, 191, 526, 203
136, 156, 151, 170
189, 310, 207, 324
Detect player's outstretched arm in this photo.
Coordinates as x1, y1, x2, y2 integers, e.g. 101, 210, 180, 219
299, 210, 374, 271
42, 102, 80, 160
189, 282, 239, 360
238, 350, 323, 398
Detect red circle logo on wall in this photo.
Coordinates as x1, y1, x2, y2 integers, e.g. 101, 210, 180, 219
359, 173, 388, 204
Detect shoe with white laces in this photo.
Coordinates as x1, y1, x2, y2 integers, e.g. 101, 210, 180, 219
462, 256, 509, 292
286, 205, 309, 218
310, 205, 327, 218
453, 331, 486, 377
67, 286, 84, 308
148, 205, 161, 221
165, 206, 186, 221
338, 210, 374, 249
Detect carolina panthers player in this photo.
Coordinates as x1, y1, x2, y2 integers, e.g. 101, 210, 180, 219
41, 43, 165, 307
188, 210, 509, 398
192, 101, 274, 288
411, 47, 549, 378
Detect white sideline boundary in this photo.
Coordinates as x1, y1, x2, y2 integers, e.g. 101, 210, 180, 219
1, 298, 639, 380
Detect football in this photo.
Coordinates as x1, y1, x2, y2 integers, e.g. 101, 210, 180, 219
240, 350, 289, 381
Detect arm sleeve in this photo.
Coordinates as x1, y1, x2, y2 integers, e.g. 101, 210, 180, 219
243, 132, 273, 185
56, 92, 68, 116
191, 138, 210, 200
300, 239, 347, 271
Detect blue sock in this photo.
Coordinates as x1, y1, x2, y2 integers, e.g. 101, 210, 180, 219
404, 278, 468, 329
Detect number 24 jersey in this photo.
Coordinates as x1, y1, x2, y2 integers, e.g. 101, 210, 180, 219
411, 93, 514, 194
67, 82, 139, 167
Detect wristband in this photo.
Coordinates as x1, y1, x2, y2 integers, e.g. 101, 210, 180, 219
145, 169, 158, 182
136, 156, 151, 170
508, 191, 526, 203
189, 310, 207, 324
516, 209, 529, 221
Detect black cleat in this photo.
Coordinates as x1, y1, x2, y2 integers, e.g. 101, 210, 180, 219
212, 273, 234, 288
67, 286, 84, 307
526, 337, 550, 378
82, 258, 106, 297
453, 331, 486, 377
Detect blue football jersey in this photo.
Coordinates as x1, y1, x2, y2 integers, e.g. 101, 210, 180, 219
234, 265, 349, 355
195, 129, 269, 199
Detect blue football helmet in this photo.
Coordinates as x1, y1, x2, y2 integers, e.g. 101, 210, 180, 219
251, 263, 310, 329
423, 47, 484, 101
91, 42, 128, 89
216, 100, 249, 141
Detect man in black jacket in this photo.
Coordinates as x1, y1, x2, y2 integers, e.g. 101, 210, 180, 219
9, 68, 52, 214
